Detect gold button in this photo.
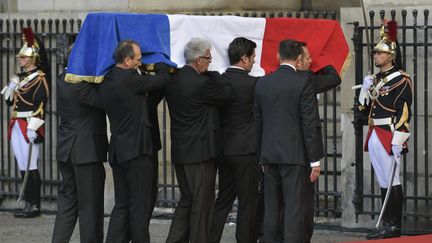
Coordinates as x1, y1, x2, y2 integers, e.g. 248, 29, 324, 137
373, 106, 376, 108
372, 113, 375, 116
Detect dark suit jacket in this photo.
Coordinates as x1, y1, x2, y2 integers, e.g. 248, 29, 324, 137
56, 71, 108, 164
148, 89, 165, 153
98, 66, 170, 164
220, 67, 258, 156
165, 65, 234, 164
305, 65, 341, 94
299, 65, 341, 158
254, 65, 321, 166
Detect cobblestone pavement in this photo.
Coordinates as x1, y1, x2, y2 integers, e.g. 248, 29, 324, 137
0, 212, 367, 243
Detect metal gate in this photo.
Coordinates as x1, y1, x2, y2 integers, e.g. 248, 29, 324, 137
352, 9, 432, 230
0, 10, 342, 218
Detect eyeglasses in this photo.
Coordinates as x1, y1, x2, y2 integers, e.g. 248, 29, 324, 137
198, 56, 212, 61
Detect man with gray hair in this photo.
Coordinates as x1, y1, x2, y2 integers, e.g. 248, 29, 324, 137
165, 37, 234, 243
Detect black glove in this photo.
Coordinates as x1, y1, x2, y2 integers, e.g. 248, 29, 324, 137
154, 62, 170, 73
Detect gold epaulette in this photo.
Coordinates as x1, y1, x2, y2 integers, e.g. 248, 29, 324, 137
399, 70, 410, 78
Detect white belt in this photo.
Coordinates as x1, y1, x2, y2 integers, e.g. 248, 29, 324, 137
369, 117, 393, 126
13, 111, 33, 118
385, 71, 402, 82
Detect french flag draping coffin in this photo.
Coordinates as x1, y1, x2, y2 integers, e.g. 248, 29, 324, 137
65, 12, 349, 83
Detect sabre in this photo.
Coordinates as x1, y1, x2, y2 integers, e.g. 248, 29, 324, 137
360, 0, 372, 74
375, 154, 399, 228
352, 1, 373, 94
17, 143, 33, 204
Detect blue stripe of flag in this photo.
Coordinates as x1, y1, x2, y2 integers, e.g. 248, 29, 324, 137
67, 12, 176, 79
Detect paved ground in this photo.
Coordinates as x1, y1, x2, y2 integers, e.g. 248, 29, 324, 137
0, 211, 367, 243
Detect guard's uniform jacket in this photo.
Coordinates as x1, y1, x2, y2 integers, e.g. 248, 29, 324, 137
364, 66, 413, 154
6, 68, 49, 143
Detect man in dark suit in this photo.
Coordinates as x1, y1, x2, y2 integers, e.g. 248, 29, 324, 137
165, 37, 234, 243
255, 39, 321, 243
147, 88, 165, 219
98, 40, 170, 243
295, 42, 341, 242
210, 37, 261, 243
52, 43, 108, 243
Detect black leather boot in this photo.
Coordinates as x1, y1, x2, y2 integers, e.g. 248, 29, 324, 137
13, 201, 32, 218
387, 185, 403, 237
14, 170, 41, 218
366, 186, 403, 240
14, 202, 41, 218
14, 171, 29, 218
366, 188, 391, 240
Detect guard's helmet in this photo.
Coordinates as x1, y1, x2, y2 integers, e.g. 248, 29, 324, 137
17, 27, 40, 58
372, 20, 398, 60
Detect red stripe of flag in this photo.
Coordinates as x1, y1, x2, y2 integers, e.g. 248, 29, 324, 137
261, 18, 349, 74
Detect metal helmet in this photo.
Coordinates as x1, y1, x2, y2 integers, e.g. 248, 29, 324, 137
16, 27, 40, 58
372, 21, 398, 60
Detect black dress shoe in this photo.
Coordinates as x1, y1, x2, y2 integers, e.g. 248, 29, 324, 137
14, 201, 31, 218
14, 204, 41, 218
366, 225, 401, 240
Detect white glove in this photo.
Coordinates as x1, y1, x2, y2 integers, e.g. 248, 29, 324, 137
1, 75, 19, 101
358, 75, 374, 106
362, 75, 374, 91
8, 75, 19, 90
27, 129, 38, 143
392, 144, 403, 158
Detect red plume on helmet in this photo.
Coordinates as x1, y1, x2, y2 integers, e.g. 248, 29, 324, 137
387, 20, 398, 42
17, 27, 39, 58
22, 27, 35, 47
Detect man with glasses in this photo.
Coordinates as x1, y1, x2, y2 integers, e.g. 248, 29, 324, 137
165, 37, 234, 243
98, 40, 170, 243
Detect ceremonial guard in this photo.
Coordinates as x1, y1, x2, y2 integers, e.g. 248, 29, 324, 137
1, 28, 49, 218
358, 21, 413, 239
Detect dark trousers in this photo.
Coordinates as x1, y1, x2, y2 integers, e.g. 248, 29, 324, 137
210, 154, 260, 243
304, 174, 315, 242
106, 154, 154, 243
255, 167, 265, 242
166, 160, 216, 243
263, 164, 311, 243
52, 161, 106, 243
149, 153, 159, 220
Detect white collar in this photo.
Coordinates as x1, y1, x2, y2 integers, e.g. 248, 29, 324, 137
280, 63, 296, 71
229, 65, 245, 71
